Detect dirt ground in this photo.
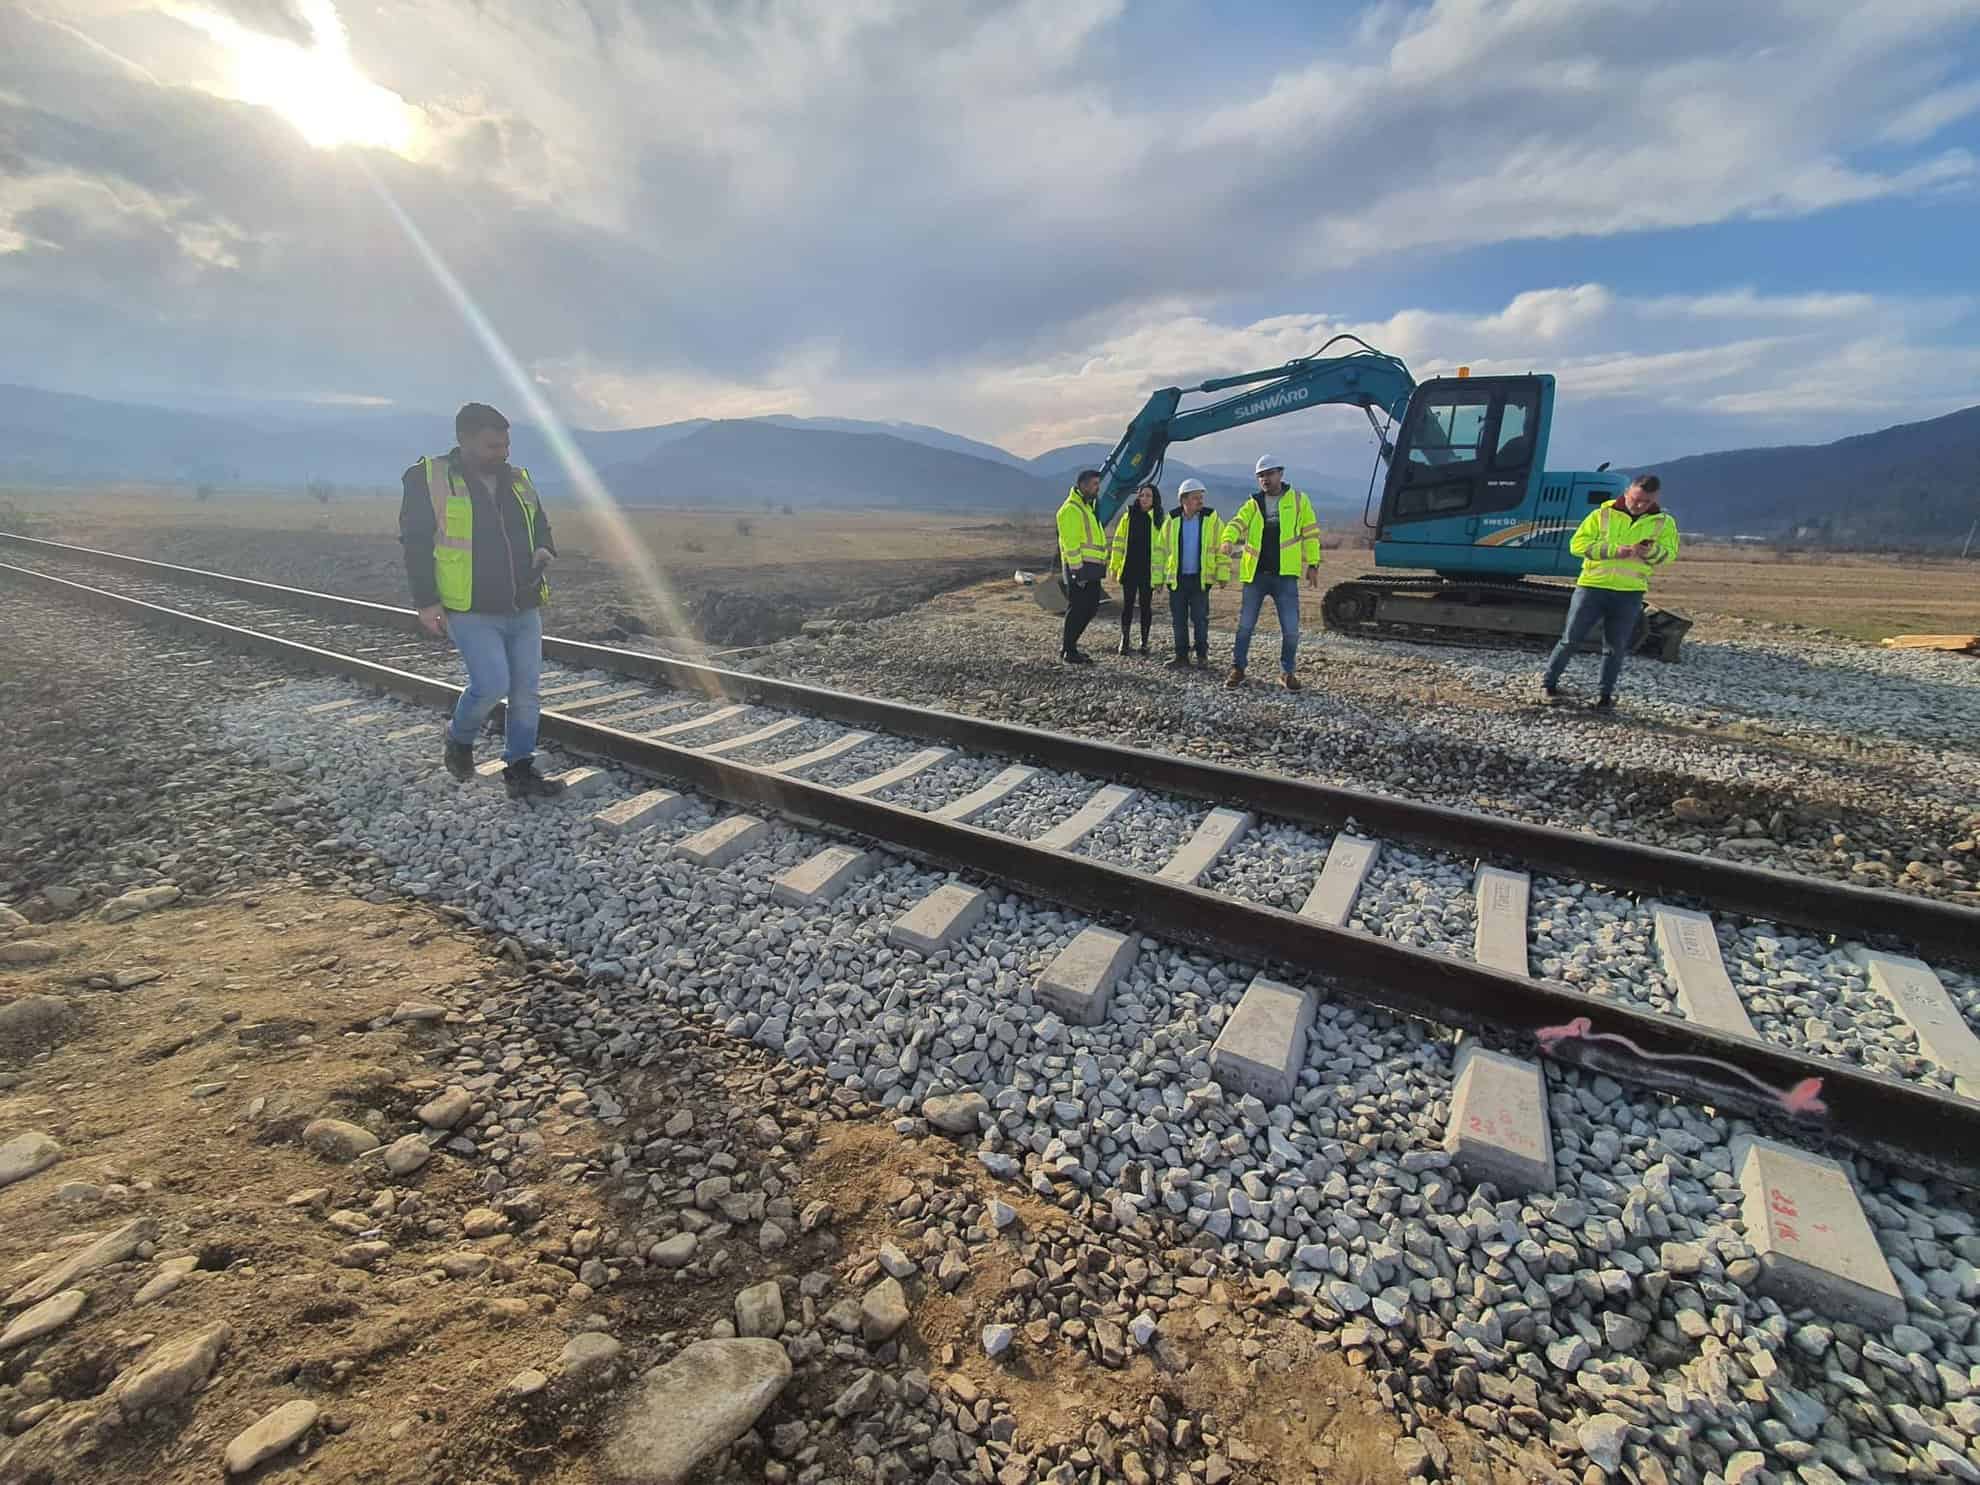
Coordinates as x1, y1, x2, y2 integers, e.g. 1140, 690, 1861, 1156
1, 887, 1517, 1485
8, 488, 1972, 646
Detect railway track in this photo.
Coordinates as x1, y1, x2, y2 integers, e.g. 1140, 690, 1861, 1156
5, 535, 1979, 1335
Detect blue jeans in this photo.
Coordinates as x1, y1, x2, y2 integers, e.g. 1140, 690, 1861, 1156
447, 608, 543, 763
1544, 586, 1643, 699
1233, 575, 1299, 674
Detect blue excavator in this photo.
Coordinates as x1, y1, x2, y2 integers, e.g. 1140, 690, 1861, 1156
1038, 334, 1690, 660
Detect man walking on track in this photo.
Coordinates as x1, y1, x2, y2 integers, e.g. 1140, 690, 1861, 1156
1056, 469, 1109, 665
1163, 478, 1224, 669
1224, 455, 1322, 691
1542, 473, 1679, 711
398, 402, 566, 798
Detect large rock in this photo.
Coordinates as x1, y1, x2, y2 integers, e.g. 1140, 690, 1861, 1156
559, 1332, 624, 1385
921, 1091, 989, 1135
860, 1277, 910, 1344
98, 884, 181, 923
381, 1134, 432, 1176
599, 1339, 792, 1485
9, 1217, 157, 1308
302, 1119, 380, 1161
0, 1132, 63, 1190
224, 1399, 319, 1474
416, 1086, 473, 1130
0, 941, 59, 966
0, 1289, 87, 1352
0, 995, 76, 1056
109, 1322, 232, 1418
0, 905, 29, 934
734, 1280, 784, 1339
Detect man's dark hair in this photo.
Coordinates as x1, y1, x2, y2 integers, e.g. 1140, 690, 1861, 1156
1077, 468, 1102, 484
1632, 472, 1661, 494
456, 402, 510, 441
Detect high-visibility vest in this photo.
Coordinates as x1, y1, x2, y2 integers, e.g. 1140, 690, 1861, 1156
1106, 509, 1172, 585
1162, 510, 1230, 588
1056, 489, 1107, 575
422, 454, 547, 612
1570, 501, 1678, 592
1223, 487, 1321, 584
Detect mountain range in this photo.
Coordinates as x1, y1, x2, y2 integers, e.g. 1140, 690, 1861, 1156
0, 382, 1973, 546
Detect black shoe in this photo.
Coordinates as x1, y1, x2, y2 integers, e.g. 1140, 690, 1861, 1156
1062, 649, 1093, 666
1591, 695, 1616, 712
1541, 681, 1561, 703
504, 758, 566, 799
1194, 655, 1208, 668
1164, 656, 1190, 670
444, 739, 474, 782
1138, 640, 1150, 655
1117, 636, 1131, 656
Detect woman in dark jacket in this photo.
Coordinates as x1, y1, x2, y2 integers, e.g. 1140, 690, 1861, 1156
1106, 483, 1169, 655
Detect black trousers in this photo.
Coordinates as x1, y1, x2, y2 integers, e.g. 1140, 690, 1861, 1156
1061, 578, 1102, 655
1119, 578, 1154, 643
1170, 575, 1209, 659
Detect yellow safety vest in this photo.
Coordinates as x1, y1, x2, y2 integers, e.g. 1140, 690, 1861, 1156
1106, 509, 1173, 585
1056, 489, 1107, 574
1162, 510, 1231, 588
1223, 488, 1321, 583
1571, 501, 1678, 592
422, 454, 547, 612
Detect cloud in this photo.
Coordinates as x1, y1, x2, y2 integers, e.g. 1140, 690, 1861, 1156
0, 0, 1977, 472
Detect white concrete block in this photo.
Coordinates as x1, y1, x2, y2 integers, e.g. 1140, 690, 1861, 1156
934, 765, 1037, 823
549, 766, 608, 798
650, 703, 749, 739
843, 747, 953, 798
304, 698, 359, 715
1157, 809, 1253, 885
701, 716, 803, 756
1444, 1043, 1555, 1195
1033, 785, 1138, 852
551, 686, 650, 715
773, 846, 875, 908
1850, 948, 1980, 1098
1654, 905, 1761, 1039
767, 731, 873, 777
672, 814, 767, 869
888, 883, 987, 955
1037, 927, 1137, 1027
1210, 976, 1315, 1107
1735, 1135, 1903, 1330
1300, 834, 1379, 926
1473, 866, 1530, 976
593, 789, 687, 833
603, 698, 699, 730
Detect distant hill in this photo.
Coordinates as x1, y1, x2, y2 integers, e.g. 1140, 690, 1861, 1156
1644, 405, 1980, 547
590, 419, 1053, 509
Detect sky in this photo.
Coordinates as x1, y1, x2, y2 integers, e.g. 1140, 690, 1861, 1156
4, 0, 1980, 482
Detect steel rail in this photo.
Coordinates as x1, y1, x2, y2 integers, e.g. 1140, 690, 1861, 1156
6, 556, 1980, 1189
4, 531, 1977, 963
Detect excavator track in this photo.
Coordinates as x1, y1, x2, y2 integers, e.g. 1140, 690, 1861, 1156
1322, 574, 1691, 661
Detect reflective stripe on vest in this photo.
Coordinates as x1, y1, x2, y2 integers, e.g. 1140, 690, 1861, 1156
1225, 489, 1319, 583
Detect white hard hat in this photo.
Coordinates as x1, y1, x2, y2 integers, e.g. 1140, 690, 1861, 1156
1177, 478, 1207, 496
1254, 454, 1285, 475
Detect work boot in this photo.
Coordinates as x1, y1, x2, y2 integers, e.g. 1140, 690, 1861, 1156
1224, 666, 1246, 689
1591, 695, 1617, 713
1163, 656, 1190, 670
1280, 672, 1302, 693
444, 738, 473, 783
503, 758, 566, 800
1117, 635, 1131, 656
1194, 655, 1209, 668
1138, 639, 1150, 655
1541, 679, 1561, 703
1062, 649, 1093, 666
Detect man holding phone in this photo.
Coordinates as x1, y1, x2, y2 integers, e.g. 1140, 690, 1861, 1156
398, 401, 564, 797
1542, 473, 1679, 711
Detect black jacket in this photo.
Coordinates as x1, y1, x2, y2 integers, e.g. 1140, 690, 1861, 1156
398, 450, 555, 613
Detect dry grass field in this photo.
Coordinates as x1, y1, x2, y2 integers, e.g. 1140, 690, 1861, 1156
3, 486, 1975, 645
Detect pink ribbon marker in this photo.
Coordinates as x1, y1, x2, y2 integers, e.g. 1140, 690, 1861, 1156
1536, 1015, 1826, 1115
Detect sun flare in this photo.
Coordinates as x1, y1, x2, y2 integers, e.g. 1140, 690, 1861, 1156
163, 0, 422, 156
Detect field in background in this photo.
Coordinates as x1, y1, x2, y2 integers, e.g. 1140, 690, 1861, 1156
2, 487, 1975, 644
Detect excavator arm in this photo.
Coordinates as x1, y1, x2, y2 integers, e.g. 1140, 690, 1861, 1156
1090, 335, 1415, 526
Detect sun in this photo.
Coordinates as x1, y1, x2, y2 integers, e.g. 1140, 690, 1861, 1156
163, 0, 423, 156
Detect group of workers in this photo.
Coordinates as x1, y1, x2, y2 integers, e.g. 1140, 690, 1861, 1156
1056, 455, 1326, 690
1056, 458, 1678, 709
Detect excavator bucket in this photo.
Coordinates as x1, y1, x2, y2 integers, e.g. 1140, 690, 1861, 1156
1030, 571, 1069, 616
